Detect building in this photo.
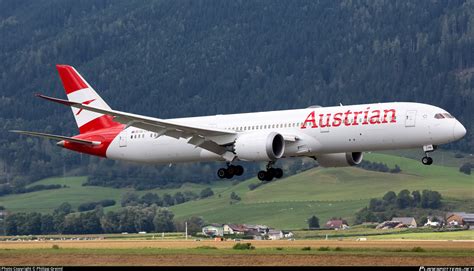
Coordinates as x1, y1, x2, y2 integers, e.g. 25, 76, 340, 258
325, 219, 349, 230
391, 217, 417, 228
244, 224, 269, 234
282, 230, 294, 238
223, 224, 246, 235
267, 230, 284, 240
202, 224, 224, 237
424, 216, 444, 227
424, 219, 440, 227
446, 212, 474, 228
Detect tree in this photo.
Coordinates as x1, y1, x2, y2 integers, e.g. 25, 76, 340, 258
355, 207, 378, 224
396, 189, 412, 209
200, 188, 214, 199
41, 214, 55, 234
5, 214, 19, 235
421, 190, 442, 209
100, 211, 120, 233
140, 193, 162, 206
81, 211, 102, 234
24, 212, 42, 235
62, 214, 83, 234
390, 165, 401, 173
230, 192, 241, 201
382, 191, 397, 204
183, 191, 199, 201
54, 202, 73, 216
133, 206, 156, 233
459, 163, 472, 175
118, 207, 138, 233
153, 208, 175, 232
368, 198, 384, 212
175, 216, 204, 235
121, 192, 139, 207
307, 215, 320, 229
173, 192, 185, 204
162, 193, 175, 207
411, 190, 421, 207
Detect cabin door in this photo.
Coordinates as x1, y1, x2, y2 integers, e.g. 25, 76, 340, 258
405, 110, 417, 127
119, 130, 127, 147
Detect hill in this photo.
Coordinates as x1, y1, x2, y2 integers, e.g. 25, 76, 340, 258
1, 152, 472, 229
0, 0, 473, 185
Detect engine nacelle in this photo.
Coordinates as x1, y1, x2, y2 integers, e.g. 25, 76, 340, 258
317, 152, 363, 167
234, 132, 285, 161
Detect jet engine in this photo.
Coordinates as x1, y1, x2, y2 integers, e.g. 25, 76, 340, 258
316, 152, 363, 167
234, 132, 285, 161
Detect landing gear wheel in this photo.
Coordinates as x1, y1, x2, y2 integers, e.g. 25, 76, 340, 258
218, 164, 244, 179
227, 165, 236, 176
234, 165, 244, 176
257, 171, 267, 181
256, 161, 284, 181
264, 170, 274, 181
421, 156, 433, 165
274, 168, 283, 179
217, 168, 227, 179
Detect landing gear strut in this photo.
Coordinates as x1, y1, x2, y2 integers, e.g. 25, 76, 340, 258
421, 145, 435, 165
217, 163, 244, 179
257, 161, 283, 182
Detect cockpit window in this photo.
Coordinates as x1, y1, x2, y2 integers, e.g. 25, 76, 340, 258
435, 113, 454, 119
443, 113, 454, 118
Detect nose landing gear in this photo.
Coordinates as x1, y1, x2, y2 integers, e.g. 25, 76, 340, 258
217, 164, 244, 179
421, 145, 436, 165
421, 156, 433, 165
257, 161, 284, 182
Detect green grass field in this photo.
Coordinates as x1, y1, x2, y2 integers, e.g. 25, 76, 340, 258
1, 151, 473, 229
2, 176, 233, 213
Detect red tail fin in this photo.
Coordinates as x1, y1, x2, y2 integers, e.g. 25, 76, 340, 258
56, 65, 120, 134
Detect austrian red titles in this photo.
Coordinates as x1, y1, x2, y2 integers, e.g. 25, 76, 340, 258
301, 108, 397, 129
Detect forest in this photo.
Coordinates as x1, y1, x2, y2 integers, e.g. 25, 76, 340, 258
0, 0, 472, 188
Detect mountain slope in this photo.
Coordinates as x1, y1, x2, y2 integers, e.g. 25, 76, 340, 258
1, 153, 472, 229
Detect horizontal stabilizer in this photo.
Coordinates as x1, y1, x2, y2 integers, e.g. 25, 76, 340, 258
9, 130, 101, 146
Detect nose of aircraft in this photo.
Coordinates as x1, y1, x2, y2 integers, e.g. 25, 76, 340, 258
453, 121, 467, 140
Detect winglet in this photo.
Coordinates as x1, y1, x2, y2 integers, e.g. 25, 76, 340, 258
36, 93, 78, 106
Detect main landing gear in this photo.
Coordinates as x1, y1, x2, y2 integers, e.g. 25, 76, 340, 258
257, 161, 283, 182
421, 144, 436, 165
217, 163, 244, 179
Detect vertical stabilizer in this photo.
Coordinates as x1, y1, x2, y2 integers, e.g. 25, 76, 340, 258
56, 65, 118, 134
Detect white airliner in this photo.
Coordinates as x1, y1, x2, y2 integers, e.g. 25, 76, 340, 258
12, 65, 467, 181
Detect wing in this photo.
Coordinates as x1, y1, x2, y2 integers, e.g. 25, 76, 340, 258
36, 94, 238, 161
10, 130, 100, 146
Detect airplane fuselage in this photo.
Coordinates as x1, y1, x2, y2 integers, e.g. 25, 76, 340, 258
89, 102, 465, 164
